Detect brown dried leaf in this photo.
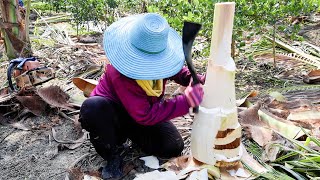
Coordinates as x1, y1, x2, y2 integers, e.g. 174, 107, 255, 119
72, 77, 97, 97
236, 90, 259, 107
37, 86, 74, 110
310, 128, 320, 139
67, 168, 84, 180
288, 110, 320, 121
262, 142, 282, 162
162, 155, 203, 175
238, 102, 284, 146
16, 95, 47, 116
267, 99, 320, 128
303, 69, 320, 84
267, 99, 313, 112
52, 127, 87, 145
238, 102, 266, 127
267, 108, 290, 119
242, 125, 274, 147
162, 155, 191, 173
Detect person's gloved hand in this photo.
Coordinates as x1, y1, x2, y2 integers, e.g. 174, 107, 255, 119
184, 84, 204, 107
200, 74, 206, 85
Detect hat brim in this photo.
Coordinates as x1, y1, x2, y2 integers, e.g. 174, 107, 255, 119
103, 14, 184, 80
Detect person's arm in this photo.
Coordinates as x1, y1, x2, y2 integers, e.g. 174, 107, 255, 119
169, 66, 205, 86
112, 74, 190, 126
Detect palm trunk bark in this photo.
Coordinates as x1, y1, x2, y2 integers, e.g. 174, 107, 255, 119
0, 0, 32, 60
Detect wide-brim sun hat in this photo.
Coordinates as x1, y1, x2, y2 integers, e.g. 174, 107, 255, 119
103, 13, 185, 80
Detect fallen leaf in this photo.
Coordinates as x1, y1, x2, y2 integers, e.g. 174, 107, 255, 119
267, 99, 313, 113
260, 109, 306, 139
52, 127, 88, 146
238, 102, 265, 127
163, 155, 204, 177
267, 108, 289, 119
287, 110, 320, 121
241, 147, 268, 174
139, 156, 160, 169
236, 90, 259, 107
72, 77, 97, 97
303, 69, 320, 84
162, 155, 191, 173
242, 125, 274, 146
310, 128, 320, 139
269, 91, 287, 102
266, 98, 319, 129
66, 168, 84, 180
16, 95, 47, 116
37, 85, 74, 110
263, 142, 282, 162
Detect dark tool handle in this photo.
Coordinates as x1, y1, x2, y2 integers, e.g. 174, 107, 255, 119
7, 62, 17, 91
182, 21, 202, 114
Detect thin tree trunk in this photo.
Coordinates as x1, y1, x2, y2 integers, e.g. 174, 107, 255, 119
0, 0, 32, 60
273, 23, 276, 67
231, 37, 235, 58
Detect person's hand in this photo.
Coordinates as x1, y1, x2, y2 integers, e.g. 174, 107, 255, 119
190, 74, 206, 85
184, 84, 204, 107
200, 74, 206, 85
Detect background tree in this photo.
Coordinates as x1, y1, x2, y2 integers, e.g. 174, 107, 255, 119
0, 0, 32, 60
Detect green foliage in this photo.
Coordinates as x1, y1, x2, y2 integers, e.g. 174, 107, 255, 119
41, 0, 319, 44
49, 0, 67, 12
68, 0, 106, 25
31, 1, 53, 12
147, 0, 215, 37
232, 0, 319, 39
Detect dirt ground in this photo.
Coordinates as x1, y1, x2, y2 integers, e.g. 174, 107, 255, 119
0, 14, 320, 180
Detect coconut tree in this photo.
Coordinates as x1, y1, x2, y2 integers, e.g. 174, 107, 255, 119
0, 0, 32, 60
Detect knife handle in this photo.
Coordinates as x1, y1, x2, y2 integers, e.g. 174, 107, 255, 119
193, 106, 199, 113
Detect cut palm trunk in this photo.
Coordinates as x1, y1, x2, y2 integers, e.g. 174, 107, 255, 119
0, 0, 32, 59
191, 2, 242, 167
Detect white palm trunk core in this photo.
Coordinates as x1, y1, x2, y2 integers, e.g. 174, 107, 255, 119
191, 2, 242, 167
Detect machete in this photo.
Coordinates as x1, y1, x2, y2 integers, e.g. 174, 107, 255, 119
182, 21, 202, 113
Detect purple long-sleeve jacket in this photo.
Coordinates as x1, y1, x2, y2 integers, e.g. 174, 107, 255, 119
91, 64, 202, 126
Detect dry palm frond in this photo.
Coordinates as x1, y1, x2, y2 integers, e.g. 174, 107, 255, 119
243, 140, 295, 180
265, 36, 320, 69
277, 52, 320, 68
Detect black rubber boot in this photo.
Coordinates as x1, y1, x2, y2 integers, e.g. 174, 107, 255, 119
101, 154, 124, 180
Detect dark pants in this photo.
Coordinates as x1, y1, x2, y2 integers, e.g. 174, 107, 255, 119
79, 96, 184, 161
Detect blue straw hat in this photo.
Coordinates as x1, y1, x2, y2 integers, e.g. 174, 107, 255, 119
103, 13, 185, 80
